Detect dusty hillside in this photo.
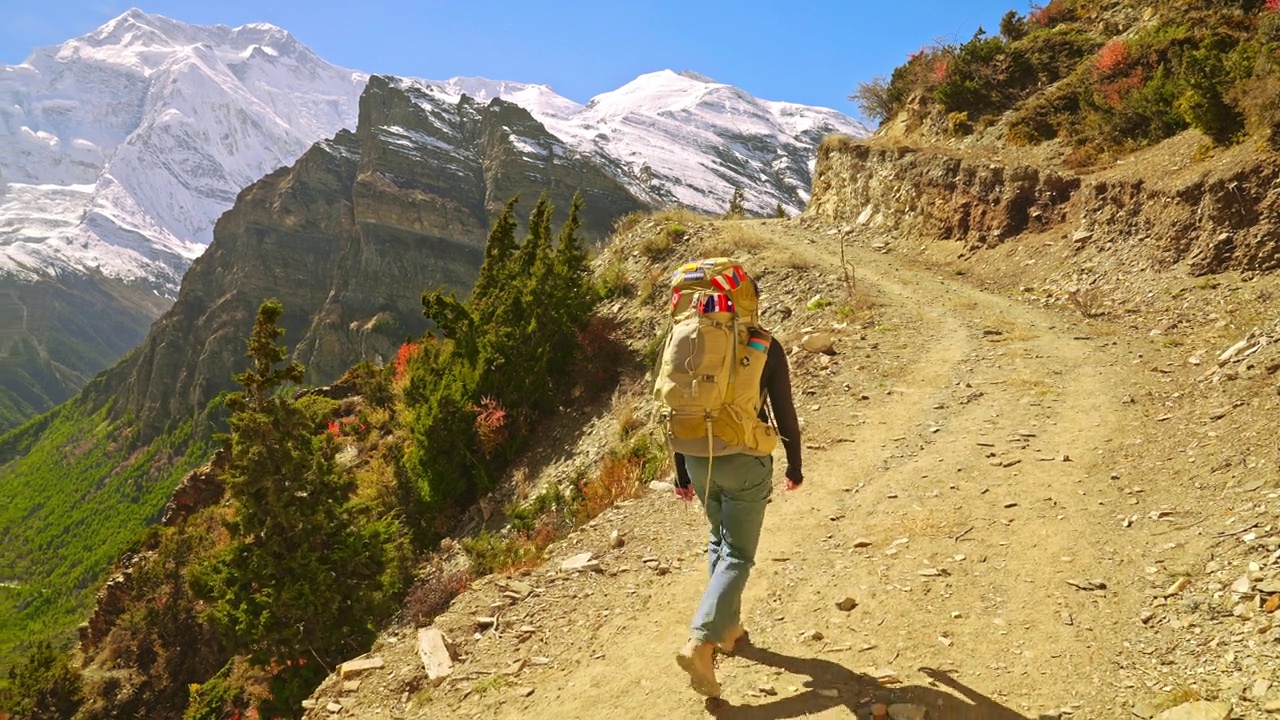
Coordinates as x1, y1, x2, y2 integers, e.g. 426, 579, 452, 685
296, 215, 1280, 719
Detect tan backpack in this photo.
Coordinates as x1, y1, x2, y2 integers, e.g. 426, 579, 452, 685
653, 258, 778, 459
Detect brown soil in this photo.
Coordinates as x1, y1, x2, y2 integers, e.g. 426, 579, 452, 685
304, 216, 1280, 720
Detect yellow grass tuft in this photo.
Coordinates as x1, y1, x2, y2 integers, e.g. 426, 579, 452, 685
820, 133, 859, 154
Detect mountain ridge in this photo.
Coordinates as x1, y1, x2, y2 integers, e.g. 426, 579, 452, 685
1, 9, 866, 292
0, 9, 866, 432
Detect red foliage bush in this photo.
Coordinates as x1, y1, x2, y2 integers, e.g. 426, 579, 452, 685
1097, 69, 1145, 108
575, 453, 645, 524
1029, 0, 1068, 26
574, 316, 627, 394
1268, 0, 1280, 11
931, 58, 950, 84
1091, 39, 1143, 109
471, 396, 509, 457
1095, 39, 1130, 76
393, 342, 421, 383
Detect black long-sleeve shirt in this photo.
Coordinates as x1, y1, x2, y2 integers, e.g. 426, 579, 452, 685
674, 338, 803, 488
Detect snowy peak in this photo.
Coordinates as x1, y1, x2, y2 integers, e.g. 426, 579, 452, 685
1, 10, 367, 288
416, 68, 870, 217
436, 77, 584, 120
520, 69, 869, 216
583, 69, 747, 116
72, 9, 296, 61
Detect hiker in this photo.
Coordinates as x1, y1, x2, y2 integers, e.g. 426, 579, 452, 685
652, 258, 803, 698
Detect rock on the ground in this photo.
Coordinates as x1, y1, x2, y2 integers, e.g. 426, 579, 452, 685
338, 656, 384, 679
418, 627, 454, 686
561, 552, 602, 573
801, 332, 835, 354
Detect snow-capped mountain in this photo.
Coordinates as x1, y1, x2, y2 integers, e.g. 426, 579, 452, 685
0, 9, 867, 431
0, 8, 368, 291
1, 10, 867, 296
437, 70, 869, 216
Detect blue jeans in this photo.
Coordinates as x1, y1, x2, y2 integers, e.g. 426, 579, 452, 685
682, 453, 773, 644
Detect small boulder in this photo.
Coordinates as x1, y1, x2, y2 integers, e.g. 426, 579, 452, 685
417, 628, 454, 686
800, 332, 835, 355
338, 656, 383, 679
561, 553, 602, 573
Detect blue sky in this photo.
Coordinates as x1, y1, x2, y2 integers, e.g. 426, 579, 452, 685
0, 0, 1029, 123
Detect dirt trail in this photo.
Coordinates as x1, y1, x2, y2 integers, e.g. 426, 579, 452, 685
309, 219, 1272, 720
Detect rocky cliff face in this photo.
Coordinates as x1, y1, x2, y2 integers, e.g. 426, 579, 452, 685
809, 141, 1079, 251
98, 75, 644, 434
808, 136, 1280, 275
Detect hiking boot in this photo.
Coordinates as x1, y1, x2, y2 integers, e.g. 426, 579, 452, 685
716, 624, 747, 654
675, 639, 721, 698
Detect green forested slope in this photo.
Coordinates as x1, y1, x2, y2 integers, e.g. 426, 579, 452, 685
0, 399, 212, 671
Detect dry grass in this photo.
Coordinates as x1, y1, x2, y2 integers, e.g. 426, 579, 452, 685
472, 675, 510, 695
701, 224, 768, 256
981, 315, 1039, 342
820, 133, 859, 155
612, 210, 647, 236
636, 267, 669, 305
654, 206, 705, 225
575, 452, 646, 523
639, 223, 686, 259
1149, 683, 1206, 714
759, 243, 818, 270
1005, 374, 1058, 397
615, 399, 646, 441
835, 291, 878, 324
1066, 286, 1107, 318
695, 223, 819, 272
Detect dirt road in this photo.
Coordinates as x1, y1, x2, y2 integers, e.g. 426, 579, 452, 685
308, 218, 1280, 720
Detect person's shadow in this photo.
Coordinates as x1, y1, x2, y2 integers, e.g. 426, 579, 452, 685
705, 642, 1030, 720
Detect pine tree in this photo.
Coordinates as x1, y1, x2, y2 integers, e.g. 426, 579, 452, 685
774, 202, 787, 219
408, 194, 598, 525
194, 300, 401, 700
725, 187, 746, 219
468, 196, 521, 316
545, 193, 593, 380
